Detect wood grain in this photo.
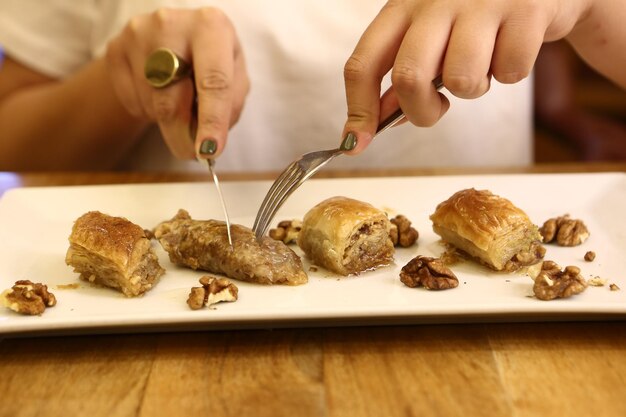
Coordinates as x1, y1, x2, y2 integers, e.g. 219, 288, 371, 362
1, 323, 625, 417
1, 165, 625, 417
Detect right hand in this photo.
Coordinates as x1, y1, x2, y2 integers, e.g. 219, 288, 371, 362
105, 7, 249, 160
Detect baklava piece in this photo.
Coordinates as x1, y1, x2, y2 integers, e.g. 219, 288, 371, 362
297, 196, 394, 275
430, 189, 543, 271
65, 211, 165, 297
153, 210, 307, 286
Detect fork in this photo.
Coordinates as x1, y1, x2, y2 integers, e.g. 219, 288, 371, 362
252, 76, 444, 239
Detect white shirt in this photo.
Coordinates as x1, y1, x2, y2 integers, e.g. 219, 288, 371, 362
0, 0, 533, 172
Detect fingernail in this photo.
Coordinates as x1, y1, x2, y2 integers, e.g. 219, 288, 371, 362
340, 132, 357, 151
199, 139, 217, 155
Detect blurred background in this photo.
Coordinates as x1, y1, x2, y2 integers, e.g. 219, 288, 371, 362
534, 40, 626, 163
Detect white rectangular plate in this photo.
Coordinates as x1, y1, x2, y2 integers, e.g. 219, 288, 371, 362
1, 173, 625, 336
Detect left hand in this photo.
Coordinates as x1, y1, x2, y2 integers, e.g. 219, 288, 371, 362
340, 0, 591, 154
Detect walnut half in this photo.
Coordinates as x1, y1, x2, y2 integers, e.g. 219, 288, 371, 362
532, 261, 588, 301
540, 215, 589, 246
389, 215, 419, 247
400, 256, 458, 290
187, 276, 238, 310
0, 280, 57, 315
269, 220, 302, 244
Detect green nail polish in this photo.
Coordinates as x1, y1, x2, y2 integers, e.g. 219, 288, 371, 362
340, 132, 357, 151
199, 139, 217, 155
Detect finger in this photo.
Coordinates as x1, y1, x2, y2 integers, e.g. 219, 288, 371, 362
491, 11, 546, 84
191, 8, 236, 158
229, 49, 249, 127
105, 38, 145, 118
341, 2, 411, 154
155, 79, 197, 159
442, 12, 498, 99
379, 87, 406, 127
391, 8, 452, 127
119, 22, 159, 120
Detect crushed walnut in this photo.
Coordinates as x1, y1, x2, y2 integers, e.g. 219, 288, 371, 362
584, 251, 596, 262
609, 283, 620, 291
539, 214, 589, 246
269, 219, 302, 244
389, 215, 419, 247
0, 280, 57, 315
588, 276, 607, 287
187, 276, 238, 310
532, 261, 588, 301
57, 283, 80, 290
400, 255, 458, 290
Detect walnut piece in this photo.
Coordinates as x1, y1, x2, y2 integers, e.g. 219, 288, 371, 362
389, 215, 419, 247
540, 215, 589, 246
0, 280, 57, 315
400, 256, 458, 290
187, 275, 238, 310
532, 261, 588, 301
584, 251, 596, 262
269, 219, 302, 244
609, 283, 620, 291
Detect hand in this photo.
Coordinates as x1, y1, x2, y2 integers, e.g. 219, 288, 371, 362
105, 7, 249, 159
341, 0, 591, 154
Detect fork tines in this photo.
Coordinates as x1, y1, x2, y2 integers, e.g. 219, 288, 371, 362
252, 148, 344, 239
252, 161, 303, 239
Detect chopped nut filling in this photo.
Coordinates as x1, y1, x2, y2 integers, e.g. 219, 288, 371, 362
389, 215, 419, 247
504, 241, 546, 272
187, 276, 238, 310
400, 255, 458, 290
540, 215, 589, 246
0, 280, 57, 315
269, 219, 302, 244
532, 261, 588, 301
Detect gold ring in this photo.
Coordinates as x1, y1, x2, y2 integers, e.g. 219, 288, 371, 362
144, 48, 192, 88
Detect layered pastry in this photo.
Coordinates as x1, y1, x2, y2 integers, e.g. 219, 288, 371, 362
153, 209, 307, 285
430, 189, 543, 271
65, 211, 165, 297
297, 196, 394, 275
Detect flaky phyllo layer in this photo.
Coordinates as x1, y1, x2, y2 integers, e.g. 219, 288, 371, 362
430, 189, 543, 271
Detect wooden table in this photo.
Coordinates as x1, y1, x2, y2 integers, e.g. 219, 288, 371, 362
1, 164, 625, 417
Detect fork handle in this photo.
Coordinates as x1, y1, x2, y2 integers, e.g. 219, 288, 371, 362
375, 75, 444, 137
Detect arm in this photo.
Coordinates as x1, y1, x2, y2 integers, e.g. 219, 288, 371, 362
340, 0, 623, 154
0, 57, 147, 171
566, 0, 626, 89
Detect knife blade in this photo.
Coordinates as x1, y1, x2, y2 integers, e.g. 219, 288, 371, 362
190, 108, 234, 250
204, 157, 233, 248
144, 48, 234, 249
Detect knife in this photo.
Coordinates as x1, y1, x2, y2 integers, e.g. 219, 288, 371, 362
145, 47, 234, 249
203, 157, 234, 248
